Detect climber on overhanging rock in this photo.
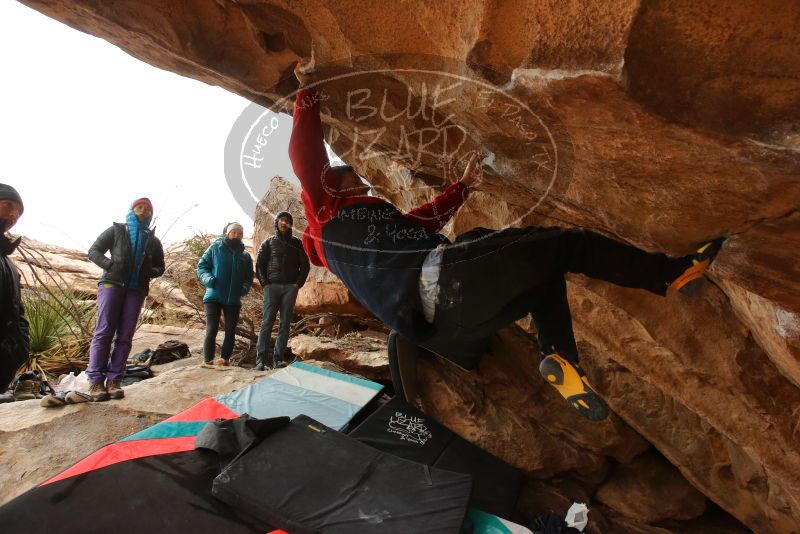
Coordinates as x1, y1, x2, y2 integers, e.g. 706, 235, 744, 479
289, 58, 725, 421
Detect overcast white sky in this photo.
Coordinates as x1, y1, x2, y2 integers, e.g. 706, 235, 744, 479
0, 1, 300, 250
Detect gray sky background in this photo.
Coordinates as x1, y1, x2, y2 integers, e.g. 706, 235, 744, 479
1, 1, 301, 250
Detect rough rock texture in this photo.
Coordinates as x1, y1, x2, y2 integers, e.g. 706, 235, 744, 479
0, 365, 265, 505
11, 238, 101, 296
416, 328, 650, 477
595, 451, 706, 523
288, 332, 389, 381
253, 176, 308, 251
16, 1, 800, 531
253, 176, 371, 316
130, 323, 208, 357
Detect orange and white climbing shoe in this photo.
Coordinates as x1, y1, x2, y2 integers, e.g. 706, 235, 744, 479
667, 238, 725, 296
539, 354, 608, 421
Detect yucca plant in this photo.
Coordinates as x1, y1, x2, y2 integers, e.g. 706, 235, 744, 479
20, 288, 95, 376
14, 243, 97, 376
22, 289, 70, 355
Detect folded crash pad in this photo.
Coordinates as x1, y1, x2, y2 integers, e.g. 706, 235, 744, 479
212, 415, 473, 533
349, 395, 523, 518
216, 361, 383, 431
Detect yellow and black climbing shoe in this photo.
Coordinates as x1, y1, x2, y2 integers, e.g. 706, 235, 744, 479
668, 238, 725, 296
539, 354, 608, 421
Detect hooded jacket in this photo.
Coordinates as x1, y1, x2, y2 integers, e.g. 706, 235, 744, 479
255, 211, 310, 287
0, 233, 28, 391
87, 217, 165, 295
289, 87, 469, 342
197, 237, 254, 305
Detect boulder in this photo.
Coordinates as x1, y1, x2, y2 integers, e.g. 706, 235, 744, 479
130, 323, 208, 358
288, 332, 389, 381
15, 1, 800, 530
595, 451, 707, 523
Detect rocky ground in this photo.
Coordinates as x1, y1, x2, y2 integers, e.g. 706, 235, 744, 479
0, 311, 388, 507
0, 364, 267, 505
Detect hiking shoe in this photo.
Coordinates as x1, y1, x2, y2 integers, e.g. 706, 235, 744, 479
65, 391, 92, 404
539, 354, 608, 421
106, 379, 124, 400
12, 380, 37, 401
273, 360, 288, 369
668, 238, 725, 296
214, 358, 230, 367
88, 381, 110, 402
0, 391, 14, 403
40, 391, 68, 407
254, 364, 269, 371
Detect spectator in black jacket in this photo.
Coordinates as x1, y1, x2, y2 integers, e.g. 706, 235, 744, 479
86, 198, 165, 401
0, 184, 28, 393
254, 211, 310, 370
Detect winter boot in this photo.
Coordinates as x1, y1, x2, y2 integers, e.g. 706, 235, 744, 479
88, 381, 110, 402
539, 354, 608, 421
106, 379, 124, 400
668, 238, 725, 295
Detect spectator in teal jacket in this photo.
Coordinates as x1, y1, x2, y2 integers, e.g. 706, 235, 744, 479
196, 222, 253, 365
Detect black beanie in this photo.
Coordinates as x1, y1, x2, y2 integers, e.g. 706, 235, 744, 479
274, 211, 293, 224
0, 184, 23, 214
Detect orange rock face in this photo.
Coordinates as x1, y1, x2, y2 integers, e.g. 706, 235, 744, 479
18, 1, 800, 531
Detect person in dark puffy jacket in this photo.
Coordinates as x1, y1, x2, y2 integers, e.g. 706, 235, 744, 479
87, 197, 165, 401
197, 222, 253, 366
254, 211, 309, 370
0, 184, 28, 394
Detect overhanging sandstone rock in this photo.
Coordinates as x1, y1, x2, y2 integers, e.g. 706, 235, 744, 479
15, 1, 800, 530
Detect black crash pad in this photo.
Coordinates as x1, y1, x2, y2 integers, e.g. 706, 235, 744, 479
0, 449, 268, 534
212, 415, 473, 533
349, 396, 523, 519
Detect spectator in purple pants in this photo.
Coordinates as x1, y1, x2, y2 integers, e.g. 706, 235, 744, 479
87, 198, 164, 401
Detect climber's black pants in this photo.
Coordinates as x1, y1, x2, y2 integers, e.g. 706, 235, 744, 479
424, 227, 689, 366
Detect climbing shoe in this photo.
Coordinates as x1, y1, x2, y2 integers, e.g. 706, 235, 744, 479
668, 238, 725, 296
88, 381, 110, 402
106, 379, 124, 400
539, 354, 609, 421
